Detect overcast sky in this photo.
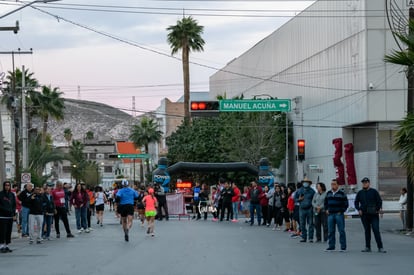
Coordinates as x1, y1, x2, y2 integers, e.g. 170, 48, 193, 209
0, 0, 313, 114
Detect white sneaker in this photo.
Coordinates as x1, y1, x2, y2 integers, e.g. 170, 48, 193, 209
78, 229, 82, 233
85, 228, 90, 233
88, 227, 93, 231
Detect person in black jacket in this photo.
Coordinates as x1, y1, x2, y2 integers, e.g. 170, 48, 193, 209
42, 185, 55, 240
220, 179, 234, 221
0, 181, 16, 253
324, 179, 348, 252
18, 183, 33, 237
355, 177, 386, 253
28, 186, 46, 244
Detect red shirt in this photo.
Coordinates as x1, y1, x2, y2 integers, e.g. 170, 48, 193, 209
232, 186, 241, 203
52, 188, 66, 207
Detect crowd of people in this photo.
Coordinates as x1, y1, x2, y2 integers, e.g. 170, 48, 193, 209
0, 176, 390, 253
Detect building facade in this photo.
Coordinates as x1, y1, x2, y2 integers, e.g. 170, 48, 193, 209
210, 0, 406, 203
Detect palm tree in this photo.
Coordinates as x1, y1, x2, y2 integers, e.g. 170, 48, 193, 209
85, 131, 94, 140
129, 117, 163, 179
68, 140, 87, 184
167, 16, 205, 121
63, 128, 73, 146
384, 19, 414, 231
31, 85, 65, 146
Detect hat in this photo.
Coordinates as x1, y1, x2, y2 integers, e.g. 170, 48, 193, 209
361, 177, 370, 182
121, 179, 129, 186
148, 188, 154, 194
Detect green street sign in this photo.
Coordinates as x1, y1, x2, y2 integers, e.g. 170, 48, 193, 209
117, 154, 150, 159
219, 99, 291, 112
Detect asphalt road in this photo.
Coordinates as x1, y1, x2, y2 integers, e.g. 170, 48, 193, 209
0, 211, 413, 275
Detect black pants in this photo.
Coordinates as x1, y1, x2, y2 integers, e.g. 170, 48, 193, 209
54, 207, 71, 235
274, 207, 283, 226
0, 218, 13, 245
157, 202, 169, 220
314, 211, 328, 242
216, 200, 223, 219
220, 201, 233, 221
361, 214, 383, 249
261, 205, 269, 225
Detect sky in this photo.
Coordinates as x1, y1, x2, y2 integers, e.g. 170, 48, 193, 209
0, 0, 313, 115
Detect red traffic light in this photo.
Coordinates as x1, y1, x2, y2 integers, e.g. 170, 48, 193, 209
297, 139, 305, 161
190, 101, 219, 117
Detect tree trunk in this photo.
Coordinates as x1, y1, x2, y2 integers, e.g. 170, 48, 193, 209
182, 42, 190, 121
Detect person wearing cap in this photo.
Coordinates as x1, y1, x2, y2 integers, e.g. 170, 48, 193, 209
355, 177, 386, 253
115, 180, 138, 242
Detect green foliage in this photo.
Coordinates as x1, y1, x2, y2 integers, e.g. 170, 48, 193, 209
166, 111, 289, 183
166, 16, 205, 55
394, 113, 414, 179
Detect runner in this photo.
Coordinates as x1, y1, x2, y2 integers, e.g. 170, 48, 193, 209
142, 187, 158, 237
115, 180, 138, 242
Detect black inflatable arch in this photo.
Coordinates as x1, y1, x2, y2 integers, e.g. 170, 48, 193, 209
167, 161, 259, 175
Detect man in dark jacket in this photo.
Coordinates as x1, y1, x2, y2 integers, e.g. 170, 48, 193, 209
155, 183, 169, 221
18, 183, 33, 237
220, 179, 234, 222
324, 179, 348, 252
296, 179, 315, 242
28, 186, 46, 244
0, 181, 16, 252
355, 177, 386, 253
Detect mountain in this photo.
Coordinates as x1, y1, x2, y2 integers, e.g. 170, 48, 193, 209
38, 98, 137, 145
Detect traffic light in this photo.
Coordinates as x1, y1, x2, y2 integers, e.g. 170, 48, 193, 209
297, 139, 305, 161
108, 154, 119, 159
190, 101, 219, 117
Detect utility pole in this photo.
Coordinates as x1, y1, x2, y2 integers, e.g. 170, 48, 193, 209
406, 8, 414, 231
21, 65, 28, 170
0, 50, 33, 183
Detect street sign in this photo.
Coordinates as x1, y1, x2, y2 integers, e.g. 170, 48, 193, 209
21, 172, 31, 183
219, 99, 291, 112
117, 154, 150, 159
408, 0, 414, 7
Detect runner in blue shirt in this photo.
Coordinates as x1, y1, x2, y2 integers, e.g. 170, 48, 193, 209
116, 180, 138, 242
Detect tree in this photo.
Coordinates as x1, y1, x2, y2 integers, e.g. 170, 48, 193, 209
31, 85, 65, 146
167, 16, 205, 121
129, 117, 163, 180
68, 140, 87, 184
85, 131, 94, 140
384, 19, 414, 231
64, 128, 73, 146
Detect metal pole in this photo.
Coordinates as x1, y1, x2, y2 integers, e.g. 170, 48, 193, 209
21, 65, 28, 170
285, 113, 289, 185
0, 0, 60, 20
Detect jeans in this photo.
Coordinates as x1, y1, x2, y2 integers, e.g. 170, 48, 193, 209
75, 206, 87, 230
42, 214, 54, 238
21, 206, 30, 235
361, 214, 383, 249
327, 212, 346, 249
232, 202, 239, 220
299, 208, 314, 240
250, 203, 262, 225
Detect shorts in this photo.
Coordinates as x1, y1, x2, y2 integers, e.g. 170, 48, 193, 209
118, 204, 134, 217
145, 210, 157, 217
95, 204, 105, 212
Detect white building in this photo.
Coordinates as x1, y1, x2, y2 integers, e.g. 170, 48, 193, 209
210, 0, 406, 203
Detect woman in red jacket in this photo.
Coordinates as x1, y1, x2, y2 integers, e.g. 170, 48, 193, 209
70, 184, 89, 233
260, 185, 270, 226
231, 183, 241, 222
287, 186, 296, 233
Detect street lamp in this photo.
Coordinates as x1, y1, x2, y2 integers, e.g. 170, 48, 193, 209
0, 0, 60, 20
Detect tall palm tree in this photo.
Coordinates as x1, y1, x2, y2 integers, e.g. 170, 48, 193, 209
129, 117, 163, 179
85, 131, 94, 140
167, 16, 205, 121
32, 85, 65, 146
63, 128, 73, 146
384, 19, 414, 231
68, 140, 86, 184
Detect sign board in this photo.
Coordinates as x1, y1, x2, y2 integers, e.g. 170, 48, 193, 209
408, 0, 414, 7
219, 99, 291, 112
117, 153, 150, 159
21, 172, 31, 183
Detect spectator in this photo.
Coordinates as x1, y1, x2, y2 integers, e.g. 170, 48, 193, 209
231, 182, 241, 222
241, 186, 250, 223
312, 182, 328, 243
70, 183, 89, 234
11, 184, 22, 234
247, 181, 263, 226
199, 183, 210, 221
0, 181, 16, 253
211, 186, 219, 222
296, 179, 315, 243
86, 185, 95, 231
355, 177, 386, 253
324, 179, 348, 252
260, 185, 270, 226
192, 182, 201, 220
28, 186, 46, 244
286, 185, 296, 233
42, 186, 55, 240
220, 179, 234, 222
155, 183, 169, 221
398, 187, 407, 231
273, 184, 284, 230
266, 182, 276, 227
18, 183, 33, 237
52, 181, 74, 238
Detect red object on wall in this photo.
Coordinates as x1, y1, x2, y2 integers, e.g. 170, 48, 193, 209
332, 138, 345, 185
344, 143, 357, 186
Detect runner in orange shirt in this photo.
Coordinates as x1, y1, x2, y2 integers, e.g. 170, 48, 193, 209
142, 188, 158, 237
